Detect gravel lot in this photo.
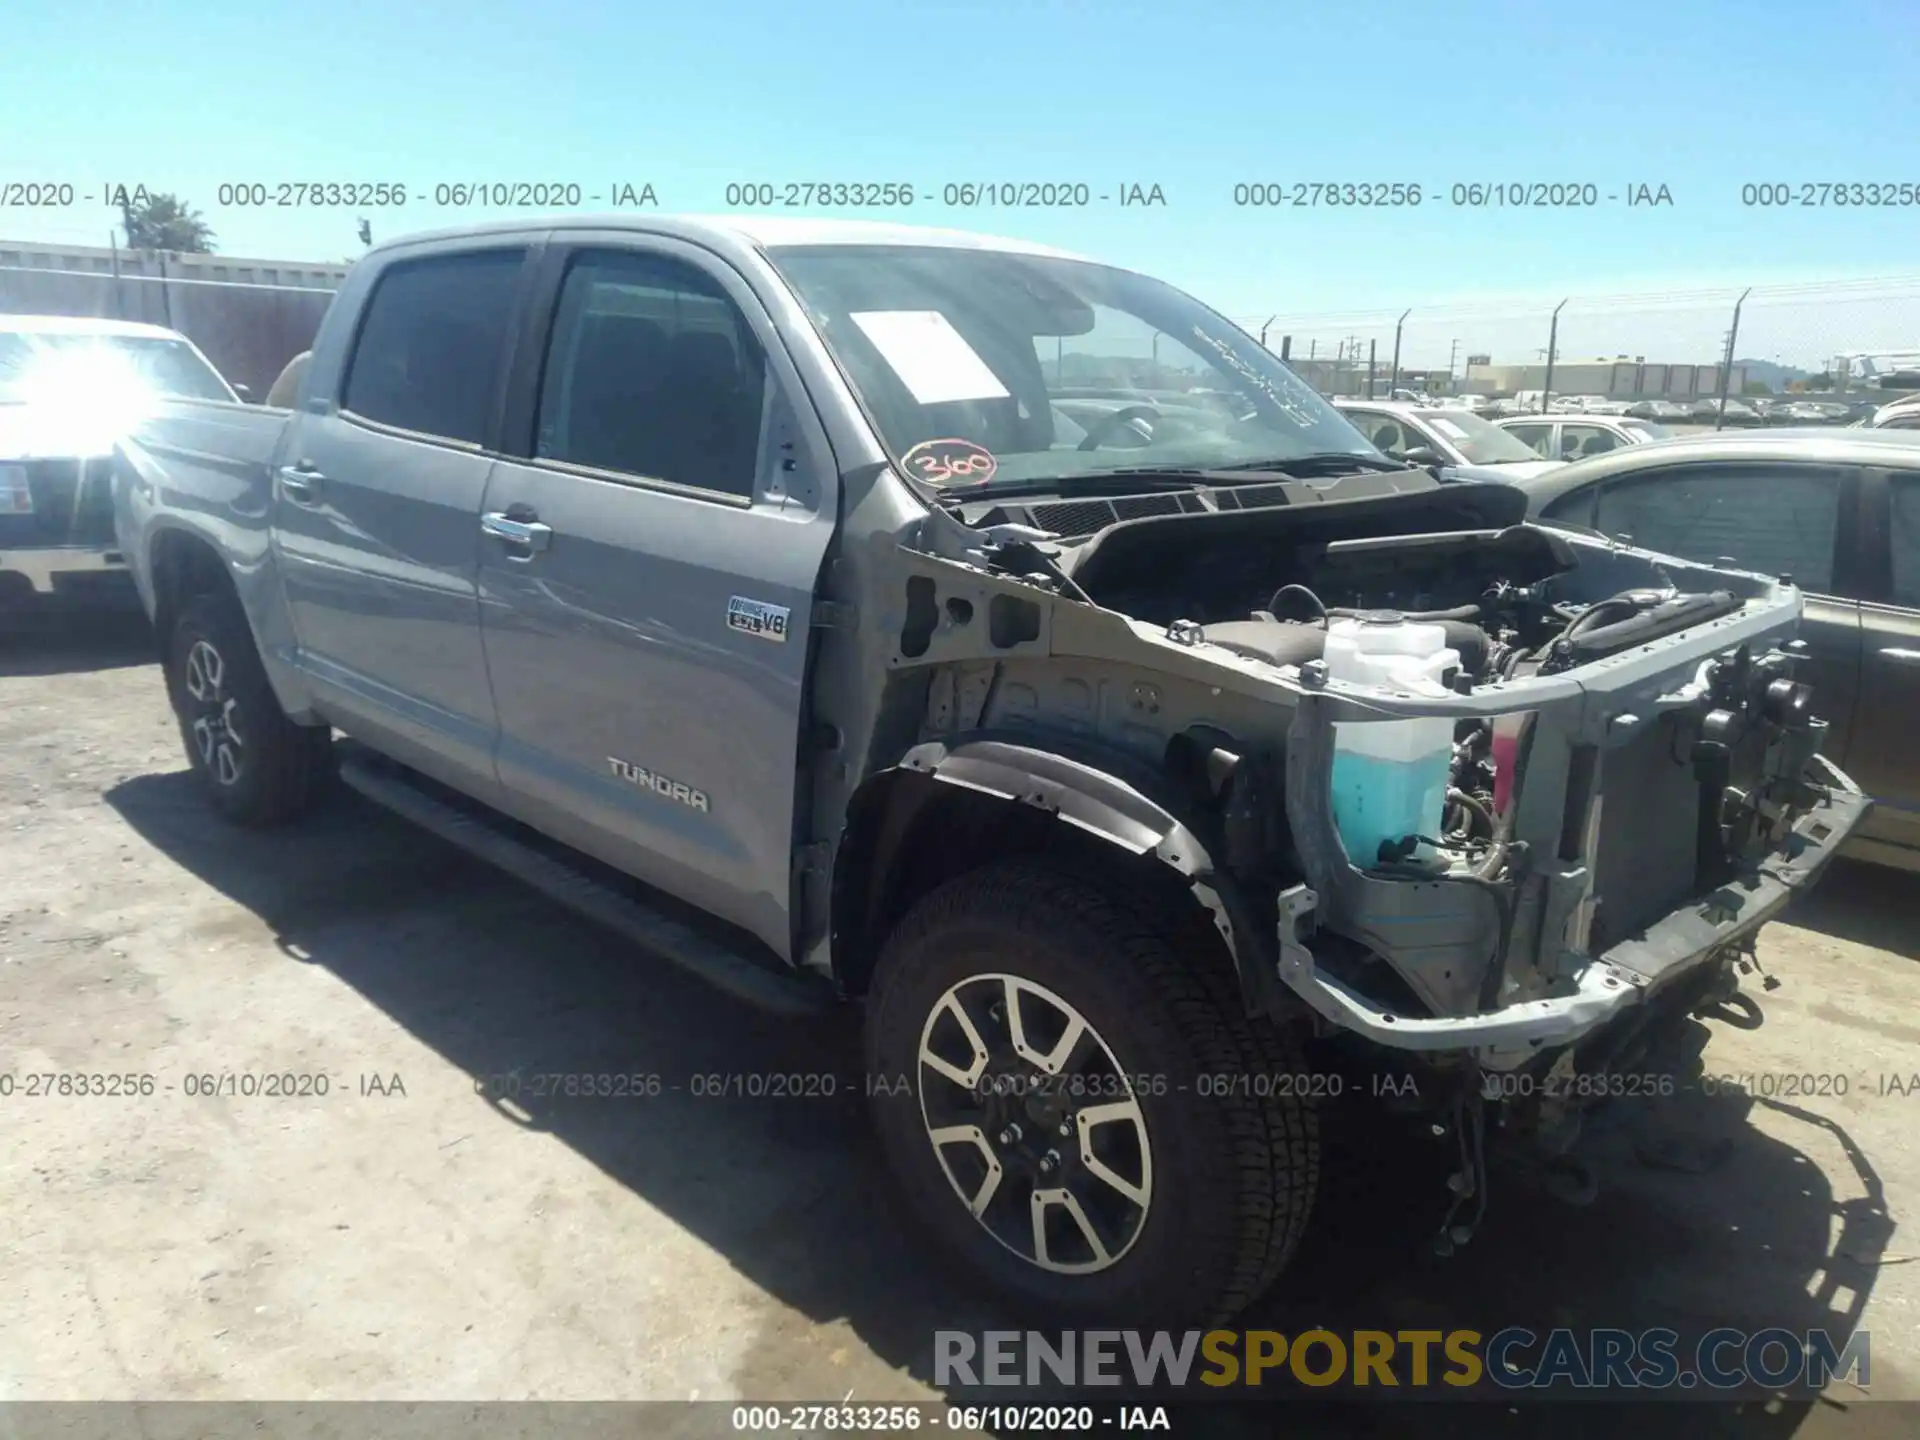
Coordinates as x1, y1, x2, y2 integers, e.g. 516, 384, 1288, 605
3, 605, 1919, 1435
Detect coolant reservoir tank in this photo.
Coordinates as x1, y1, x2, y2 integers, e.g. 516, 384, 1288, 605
1324, 612, 1462, 867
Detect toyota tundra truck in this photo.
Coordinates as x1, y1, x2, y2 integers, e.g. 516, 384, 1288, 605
112, 215, 1869, 1328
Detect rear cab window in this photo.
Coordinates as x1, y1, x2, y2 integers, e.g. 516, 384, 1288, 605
342, 249, 527, 444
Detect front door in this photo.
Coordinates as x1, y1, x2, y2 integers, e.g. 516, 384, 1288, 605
274, 244, 533, 796
1846, 467, 1920, 860
475, 237, 838, 958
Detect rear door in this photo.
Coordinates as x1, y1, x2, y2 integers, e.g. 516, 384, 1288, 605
475, 234, 838, 958
274, 242, 536, 797
1586, 460, 1865, 764
1845, 465, 1920, 860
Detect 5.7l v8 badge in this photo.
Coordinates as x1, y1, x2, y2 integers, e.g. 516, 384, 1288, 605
727, 595, 790, 642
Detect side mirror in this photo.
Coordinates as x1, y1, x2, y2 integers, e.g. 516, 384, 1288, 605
1402, 446, 1440, 466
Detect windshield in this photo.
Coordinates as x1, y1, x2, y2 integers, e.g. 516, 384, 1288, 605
766, 244, 1383, 488
1407, 407, 1543, 464
0, 330, 233, 406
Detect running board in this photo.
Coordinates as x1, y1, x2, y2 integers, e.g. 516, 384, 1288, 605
335, 747, 836, 1017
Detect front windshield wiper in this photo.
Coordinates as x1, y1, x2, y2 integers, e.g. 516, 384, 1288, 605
1205, 452, 1411, 476
1099, 452, 1413, 480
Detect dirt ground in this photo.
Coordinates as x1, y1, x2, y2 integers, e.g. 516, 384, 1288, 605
3, 605, 1919, 1437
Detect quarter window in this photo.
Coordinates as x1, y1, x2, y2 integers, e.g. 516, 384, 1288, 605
1592, 464, 1845, 594
535, 251, 765, 498
342, 249, 526, 444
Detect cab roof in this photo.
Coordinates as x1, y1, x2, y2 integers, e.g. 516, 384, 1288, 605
363, 213, 1095, 263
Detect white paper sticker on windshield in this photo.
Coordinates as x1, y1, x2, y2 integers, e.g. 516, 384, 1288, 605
1428, 416, 1470, 439
850, 311, 1011, 405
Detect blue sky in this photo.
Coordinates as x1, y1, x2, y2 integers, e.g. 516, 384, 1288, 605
5, 0, 1918, 366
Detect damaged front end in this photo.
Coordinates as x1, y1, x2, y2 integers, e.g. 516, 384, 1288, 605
858, 472, 1869, 1242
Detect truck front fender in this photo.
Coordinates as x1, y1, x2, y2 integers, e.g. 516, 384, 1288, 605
836, 737, 1285, 1016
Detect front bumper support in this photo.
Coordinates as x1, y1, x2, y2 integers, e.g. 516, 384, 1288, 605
1274, 754, 1870, 1065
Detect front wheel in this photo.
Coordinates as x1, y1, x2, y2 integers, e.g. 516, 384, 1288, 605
165, 591, 332, 826
865, 862, 1320, 1327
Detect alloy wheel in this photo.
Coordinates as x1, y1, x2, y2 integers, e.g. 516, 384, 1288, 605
182, 638, 244, 787
917, 973, 1153, 1274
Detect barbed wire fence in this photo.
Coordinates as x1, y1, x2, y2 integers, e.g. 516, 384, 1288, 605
1231, 275, 1920, 416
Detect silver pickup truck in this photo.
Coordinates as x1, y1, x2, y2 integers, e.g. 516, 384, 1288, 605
113, 215, 1868, 1328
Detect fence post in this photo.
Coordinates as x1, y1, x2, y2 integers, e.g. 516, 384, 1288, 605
157, 251, 174, 329
1367, 338, 1377, 398
1280, 335, 1292, 362
1715, 288, 1751, 430
1390, 308, 1410, 397
107, 231, 124, 320
1259, 314, 1277, 348
1540, 298, 1568, 413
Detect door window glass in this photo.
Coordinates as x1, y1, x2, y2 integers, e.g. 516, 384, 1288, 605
1559, 424, 1620, 459
1890, 472, 1920, 608
536, 251, 765, 497
1503, 423, 1552, 456
342, 249, 525, 444
1593, 464, 1844, 593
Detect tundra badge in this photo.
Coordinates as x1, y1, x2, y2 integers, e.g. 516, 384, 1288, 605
607, 757, 710, 813
727, 595, 790, 642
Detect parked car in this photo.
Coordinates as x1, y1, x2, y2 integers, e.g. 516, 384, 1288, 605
1868, 394, 1920, 430
1494, 413, 1675, 461
1511, 427, 1919, 871
113, 215, 1866, 1326
0, 314, 239, 606
1625, 400, 1692, 422
1435, 393, 1492, 414
1690, 396, 1764, 426
1333, 398, 1565, 479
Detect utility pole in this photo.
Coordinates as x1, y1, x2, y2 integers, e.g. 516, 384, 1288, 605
1448, 338, 1460, 381
1540, 298, 1568, 414
1714, 288, 1751, 429
1389, 308, 1410, 399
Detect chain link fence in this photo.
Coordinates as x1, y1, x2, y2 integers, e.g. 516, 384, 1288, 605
1234, 276, 1920, 426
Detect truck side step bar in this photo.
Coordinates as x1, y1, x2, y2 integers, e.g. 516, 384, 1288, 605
335, 745, 836, 1018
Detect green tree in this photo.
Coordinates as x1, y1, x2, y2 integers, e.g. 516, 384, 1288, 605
1742, 381, 1772, 396
121, 193, 216, 253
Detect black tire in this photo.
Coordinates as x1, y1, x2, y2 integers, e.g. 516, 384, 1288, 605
165, 590, 332, 826
865, 861, 1319, 1328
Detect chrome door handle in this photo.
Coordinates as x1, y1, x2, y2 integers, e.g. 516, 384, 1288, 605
276, 464, 325, 502
481, 511, 552, 557
1880, 647, 1920, 666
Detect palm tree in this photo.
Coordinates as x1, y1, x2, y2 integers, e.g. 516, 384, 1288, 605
121, 193, 216, 253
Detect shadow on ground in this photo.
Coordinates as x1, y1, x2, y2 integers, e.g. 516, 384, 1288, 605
1780, 860, 1920, 963
0, 602, 153, 677
101, 769, 1906, 1438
